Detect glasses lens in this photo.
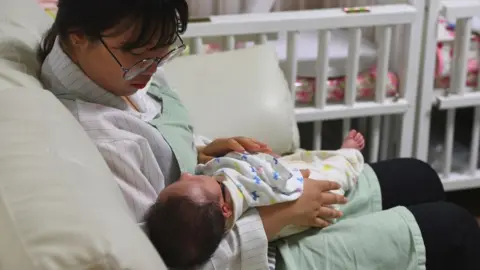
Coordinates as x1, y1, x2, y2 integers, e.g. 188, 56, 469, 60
157, 45, 185, 67
123, 45, 186, 80
124, 59, 156, 80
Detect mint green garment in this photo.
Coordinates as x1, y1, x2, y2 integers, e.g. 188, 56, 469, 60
275, 165, 426, 270
147, 80, 198, 174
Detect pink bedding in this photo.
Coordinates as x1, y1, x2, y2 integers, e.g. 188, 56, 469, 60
435, 18, 480, 88
294, 69, 398, 105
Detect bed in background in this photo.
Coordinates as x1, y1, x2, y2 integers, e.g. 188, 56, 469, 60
176, 1, 423, 165
415, 0, 480, 191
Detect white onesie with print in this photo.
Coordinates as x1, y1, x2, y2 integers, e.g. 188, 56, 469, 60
195, 149, 364, 240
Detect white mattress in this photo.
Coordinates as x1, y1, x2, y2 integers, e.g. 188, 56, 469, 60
272, 30, 378, 78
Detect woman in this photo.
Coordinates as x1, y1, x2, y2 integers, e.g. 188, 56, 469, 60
38, 0, 480, 269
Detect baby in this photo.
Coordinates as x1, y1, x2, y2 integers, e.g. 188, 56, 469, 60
145, 130, 365, 269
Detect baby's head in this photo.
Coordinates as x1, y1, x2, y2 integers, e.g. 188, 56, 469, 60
144, 173, 233, 269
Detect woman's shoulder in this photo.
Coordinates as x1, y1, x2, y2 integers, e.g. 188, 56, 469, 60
64, 99, 157, 145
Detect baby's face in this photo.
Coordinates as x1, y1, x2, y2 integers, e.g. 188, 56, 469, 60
158, 173, 226, 203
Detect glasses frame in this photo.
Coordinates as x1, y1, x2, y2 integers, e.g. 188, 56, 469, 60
100, 34, 186, 80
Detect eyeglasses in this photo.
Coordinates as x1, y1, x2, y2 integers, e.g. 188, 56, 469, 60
100, 34, 186, 81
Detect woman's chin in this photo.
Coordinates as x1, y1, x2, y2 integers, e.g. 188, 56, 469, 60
118, 87, 140, 96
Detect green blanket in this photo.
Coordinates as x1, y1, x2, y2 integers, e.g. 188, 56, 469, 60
275, 165, 426, 270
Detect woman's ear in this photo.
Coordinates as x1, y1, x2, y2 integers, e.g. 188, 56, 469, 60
69, 32, 89, 47
67, 32, 89, 62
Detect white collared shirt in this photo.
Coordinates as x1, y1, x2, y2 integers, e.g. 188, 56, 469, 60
40, 38, 270, 270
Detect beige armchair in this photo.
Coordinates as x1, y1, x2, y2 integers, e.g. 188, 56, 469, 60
0, 0, 300, 268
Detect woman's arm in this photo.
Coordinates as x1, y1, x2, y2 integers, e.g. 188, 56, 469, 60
96, 138, 166, 222
202, 209, 270, 270
257, 202, 294, 239
202, 172, 348, 269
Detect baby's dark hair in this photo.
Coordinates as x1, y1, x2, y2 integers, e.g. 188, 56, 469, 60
144, 195, 226, 269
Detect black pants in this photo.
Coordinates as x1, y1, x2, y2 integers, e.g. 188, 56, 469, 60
371, 158, 480, 270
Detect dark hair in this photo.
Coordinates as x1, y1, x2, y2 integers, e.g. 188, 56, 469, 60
38, 0, 189, 62
144, 195, 226, 269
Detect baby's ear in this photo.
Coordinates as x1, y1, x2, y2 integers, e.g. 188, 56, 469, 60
221, 203, 233, 218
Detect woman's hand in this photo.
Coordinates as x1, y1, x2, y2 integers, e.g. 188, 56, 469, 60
257, 170, 347, 240
197, 137, 277, 164
289, 169, 347, 228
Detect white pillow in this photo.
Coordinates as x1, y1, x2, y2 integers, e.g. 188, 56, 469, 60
0, 0, 53, 89
164, 44, 300, 155
0, 87, 167, 270
0, 0, 167, 268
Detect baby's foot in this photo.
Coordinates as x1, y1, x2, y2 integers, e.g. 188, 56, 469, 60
341, 130, 365, 150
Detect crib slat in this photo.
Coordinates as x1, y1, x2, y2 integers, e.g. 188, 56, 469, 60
370, 114, 381, 162
342, 28, 361, 142
443, 109, 456, 178
315, 30, 330, 109
370, 116, 381, 162
223, 35, 236, 51
192, 37, 204, 54
274, 0, 282, 11
345, 28, 362, 106
313, 30, 330, 151
286, 31, 299, 97
370, 26, 392, 162
375, 26, 392, 103
389, 25, 401, 76
380, 115, 391, 160
256, 34, 269, 45
477, 39, 480, 90
451, 18, 472, 94
343, 119, 351, 139
469, 107, 480, 174
214, 0, 223, 15
313, 123, 322, 150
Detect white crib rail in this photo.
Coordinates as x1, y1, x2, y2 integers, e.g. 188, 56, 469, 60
183, 1, 423, 161
417, 0, 480, 191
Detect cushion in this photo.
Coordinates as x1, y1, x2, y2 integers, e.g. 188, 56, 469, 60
163, 44, 300, 155
0, 0, 52, 89
0, 87, 167, 270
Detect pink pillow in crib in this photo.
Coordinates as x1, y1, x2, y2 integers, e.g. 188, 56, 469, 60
37, 0, 57, 17
38, 0, 56, 9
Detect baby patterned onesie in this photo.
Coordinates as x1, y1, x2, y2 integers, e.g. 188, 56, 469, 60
195, 149, 364, 240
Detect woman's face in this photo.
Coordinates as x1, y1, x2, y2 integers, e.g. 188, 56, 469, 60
67, 22, 171, 96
